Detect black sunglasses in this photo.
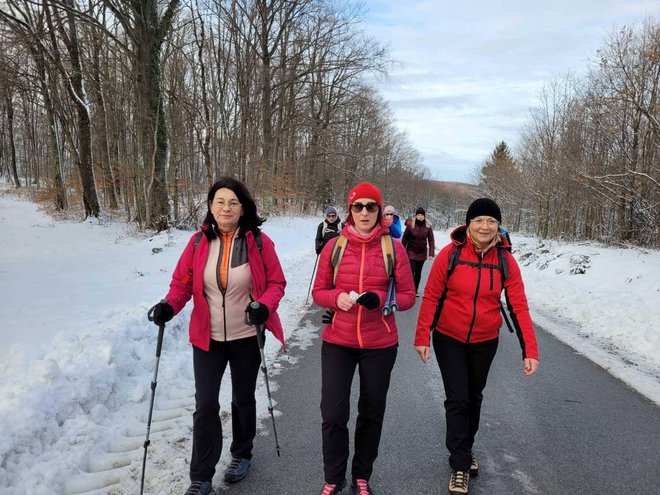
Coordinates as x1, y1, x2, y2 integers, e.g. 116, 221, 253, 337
351, 202, 379, 213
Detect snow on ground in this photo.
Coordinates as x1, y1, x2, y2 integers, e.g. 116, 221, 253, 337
0, 186, 658, 494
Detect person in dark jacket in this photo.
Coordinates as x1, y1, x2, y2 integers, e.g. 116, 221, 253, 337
148, 178, 287, 495
316, 206, 343, 254
414, 198, 539, 495
383, 205, 402, 239
312, 182, 416, 495
402, 207, 435, 295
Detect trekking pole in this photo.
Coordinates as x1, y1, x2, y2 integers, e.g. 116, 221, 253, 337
390, 281, 398, 313
305, 254, 320, 305
382, 278, 395, 315
247, 302, 281, 457
500, 302, 515, 333
141, 301, 167, 494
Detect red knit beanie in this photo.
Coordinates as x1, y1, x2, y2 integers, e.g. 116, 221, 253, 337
347, 182, 382, 208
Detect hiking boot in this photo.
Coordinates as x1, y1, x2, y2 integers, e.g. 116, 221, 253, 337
469, 454, 478, 477
183, 480, 212, 495
224, 458, 251, 483
448, 470, 469, 495
351, 478, 374, 494
319, 479, 346, 494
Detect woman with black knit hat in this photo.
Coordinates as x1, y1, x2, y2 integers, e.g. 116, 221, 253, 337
402, 206, 435, 295
413, 198, 539, 495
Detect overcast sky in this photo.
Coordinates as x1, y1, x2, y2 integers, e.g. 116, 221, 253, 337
363, 0, 660, 183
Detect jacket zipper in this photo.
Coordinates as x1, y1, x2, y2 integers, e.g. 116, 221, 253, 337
216, 236, 229, 341
466, 253, 483, 343
356, 243, 366, 348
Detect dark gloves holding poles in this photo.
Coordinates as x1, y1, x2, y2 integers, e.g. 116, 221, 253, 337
321, 310, 334, 324
149, 301, 173, 325
356, 292, 380, 310
245, 302, 269, 325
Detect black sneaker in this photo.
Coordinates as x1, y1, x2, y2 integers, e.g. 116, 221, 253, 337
319, 479, 346, 494
351, 478, 374, 494
224, 458, 251, 483
183, 480, 212, 495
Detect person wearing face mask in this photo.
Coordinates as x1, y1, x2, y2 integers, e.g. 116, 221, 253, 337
413, 198, 539, 495
148, 177, 287, 495
312, 182, 416, 495
382, 205, 402, 239
402, 207, 435, 295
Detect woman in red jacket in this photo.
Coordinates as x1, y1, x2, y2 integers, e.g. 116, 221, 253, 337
414, 198, 539, 495
313, 182, 416, 495
149, 178, 286, 495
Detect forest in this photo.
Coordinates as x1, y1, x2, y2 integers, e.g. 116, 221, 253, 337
0, 1, 658, 247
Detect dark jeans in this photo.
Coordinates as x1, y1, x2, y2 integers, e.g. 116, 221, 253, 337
321, 341, 398, 484
432, 331, 498, 471
409, 259, 426, 292
190, 336, 261, 482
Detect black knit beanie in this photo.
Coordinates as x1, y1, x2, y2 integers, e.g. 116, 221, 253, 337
415, 207, 426, 215
466, 198, 501, 224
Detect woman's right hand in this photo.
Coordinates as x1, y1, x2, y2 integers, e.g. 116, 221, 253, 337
336, 292, 356, 312
415, 345, 430, 363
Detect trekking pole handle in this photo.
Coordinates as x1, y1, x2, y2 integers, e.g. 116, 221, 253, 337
250, 302, 266, 350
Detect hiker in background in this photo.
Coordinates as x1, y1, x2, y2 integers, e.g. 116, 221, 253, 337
148, 177, 287, 495
316, 206, 343, 255
413, 198, 539, 495
312, 182, 415, 495
402, 207, 435, 295
383, 205, 402, 239
404, 215, 413, 229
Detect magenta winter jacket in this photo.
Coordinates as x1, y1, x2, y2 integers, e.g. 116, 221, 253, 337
402, 223, 435, 261
164, 229, 287, 351
312, 225, 416, 349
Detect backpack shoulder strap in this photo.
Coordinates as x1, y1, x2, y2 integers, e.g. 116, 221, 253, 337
330, 234, 348, 287
447, 244, 463, 280
193, 231, 203, 251
497, 247, 509, 281
381, 234, 395, 278
254, 229, 263, 251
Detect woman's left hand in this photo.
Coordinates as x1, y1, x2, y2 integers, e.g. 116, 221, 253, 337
524, 358, 539, 376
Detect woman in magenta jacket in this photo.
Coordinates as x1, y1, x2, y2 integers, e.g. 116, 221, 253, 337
402, 207, 435, 295
414, 198, 539, 495
312, 182, 416, 495
149, 178, 286, 495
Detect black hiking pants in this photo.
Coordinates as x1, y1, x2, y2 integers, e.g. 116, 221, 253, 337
190, 336, 261, 482
432, 331, 499, 472
320, 341, 398, 485
409, 259, 426, 292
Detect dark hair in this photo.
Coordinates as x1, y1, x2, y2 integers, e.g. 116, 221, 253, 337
202, 177, 265, 241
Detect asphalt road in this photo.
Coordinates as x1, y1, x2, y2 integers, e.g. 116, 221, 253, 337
220, 270, 660, 494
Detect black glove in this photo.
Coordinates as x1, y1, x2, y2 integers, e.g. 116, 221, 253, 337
321, 310, 334, 325
149, 301, 173, 325
356, 292, 380, 310
245, 302, 269, 325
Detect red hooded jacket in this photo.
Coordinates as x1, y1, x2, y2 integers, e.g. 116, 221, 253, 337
415, 226, 539, 360
165, 229, 287, 351
312, 225, 416, 349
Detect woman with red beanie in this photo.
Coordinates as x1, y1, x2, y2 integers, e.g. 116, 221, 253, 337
312, 182, 416, 495
414, 198, 539, 495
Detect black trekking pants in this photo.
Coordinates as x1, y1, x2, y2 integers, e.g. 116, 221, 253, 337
409, 259, 425, 292
320, 341, 398, 484
190, 336, 261, 482
432, 331, 498, 471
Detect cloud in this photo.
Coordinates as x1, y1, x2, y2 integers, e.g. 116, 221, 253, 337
362, 0, 659, 182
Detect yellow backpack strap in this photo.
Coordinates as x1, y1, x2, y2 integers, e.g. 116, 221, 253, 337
330, 235, 348, 287
381, 234, 395, 278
